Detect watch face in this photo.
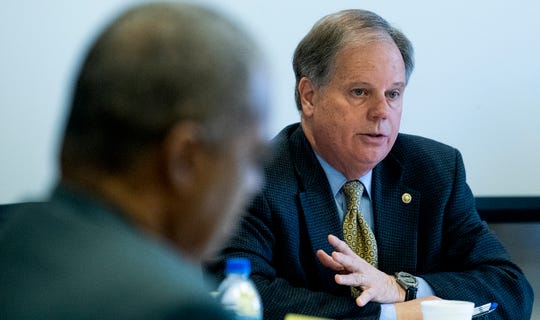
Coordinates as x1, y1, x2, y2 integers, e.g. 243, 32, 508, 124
397, 272, 418, 287
401, 276, 416, 286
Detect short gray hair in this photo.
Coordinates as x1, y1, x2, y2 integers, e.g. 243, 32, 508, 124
292, 9, 414, 110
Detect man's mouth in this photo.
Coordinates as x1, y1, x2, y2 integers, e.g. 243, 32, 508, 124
366, 133, 385, 138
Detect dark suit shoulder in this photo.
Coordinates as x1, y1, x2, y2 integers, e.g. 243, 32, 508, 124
390, 133, 460, 168
383, 133, 464, 190
268, 124, 299, 169
265, 123, 304, 185
393, 133, 457, 159
0, 194, 229, 320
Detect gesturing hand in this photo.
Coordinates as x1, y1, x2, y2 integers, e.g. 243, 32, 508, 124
316, 234, 405, 307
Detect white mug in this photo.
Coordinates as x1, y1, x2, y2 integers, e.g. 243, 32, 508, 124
421, 300, 474, 320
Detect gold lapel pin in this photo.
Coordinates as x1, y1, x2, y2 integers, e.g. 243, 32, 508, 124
401, 193, 412, 204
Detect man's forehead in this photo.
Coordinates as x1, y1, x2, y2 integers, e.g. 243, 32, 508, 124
331, 42, 406, 82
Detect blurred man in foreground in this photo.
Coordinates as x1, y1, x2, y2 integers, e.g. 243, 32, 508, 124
0, 2, 268, 319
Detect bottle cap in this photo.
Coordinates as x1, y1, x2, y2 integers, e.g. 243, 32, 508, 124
225, 257, 251, 276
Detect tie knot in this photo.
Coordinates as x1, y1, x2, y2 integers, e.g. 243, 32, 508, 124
342, 180, 364, 205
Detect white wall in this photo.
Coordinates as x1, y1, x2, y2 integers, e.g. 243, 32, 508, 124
2, 0, 540, 203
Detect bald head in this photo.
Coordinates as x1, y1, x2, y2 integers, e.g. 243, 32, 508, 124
61, 2, 264, 173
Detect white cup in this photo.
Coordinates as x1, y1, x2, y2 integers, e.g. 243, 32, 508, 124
421, 300, 474, 320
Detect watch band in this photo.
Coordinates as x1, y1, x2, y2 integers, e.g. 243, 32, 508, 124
404, 284, 418, 301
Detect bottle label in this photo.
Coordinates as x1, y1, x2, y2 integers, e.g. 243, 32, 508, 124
219, 281, 262, 320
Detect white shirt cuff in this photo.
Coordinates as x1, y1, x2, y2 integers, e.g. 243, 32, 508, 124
416, 276, 435, 297
380, 303, 396, 320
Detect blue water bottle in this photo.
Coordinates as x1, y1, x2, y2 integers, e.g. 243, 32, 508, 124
216, 258, 263, 320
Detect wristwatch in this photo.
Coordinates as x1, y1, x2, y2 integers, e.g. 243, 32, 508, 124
395, 271, 418, 301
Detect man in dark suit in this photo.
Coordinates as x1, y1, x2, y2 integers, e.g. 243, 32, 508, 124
0, 2, 268, 319
208, 9, 534, 320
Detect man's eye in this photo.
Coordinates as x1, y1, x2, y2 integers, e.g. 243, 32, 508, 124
388, 90, 400, 99
352, 88, 366, 96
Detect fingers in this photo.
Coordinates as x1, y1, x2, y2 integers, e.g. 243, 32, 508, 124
320, 234, 365, 273
326, 235, 369, 271
331, 249, 370, 273
335, 270, 365, 286
327, 234, 355, 255
316, 249, 344, 272
356, 288, 376, 307
321, 234, 430, 307
321, 234, 399, 306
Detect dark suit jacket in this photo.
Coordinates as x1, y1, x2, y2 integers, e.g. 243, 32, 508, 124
0, 185, 232, 320
209, 123, 533, 320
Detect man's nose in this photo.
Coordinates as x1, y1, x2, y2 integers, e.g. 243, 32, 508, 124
367, 94, 388, 120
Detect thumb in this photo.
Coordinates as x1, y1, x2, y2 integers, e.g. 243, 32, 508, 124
356, 288, 375, 307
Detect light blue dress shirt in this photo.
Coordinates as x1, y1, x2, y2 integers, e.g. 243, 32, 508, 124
315, 154, 434, 320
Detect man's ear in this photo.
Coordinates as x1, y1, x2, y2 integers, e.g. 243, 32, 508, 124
161, 122, 202, 191
298, 77, 316, 117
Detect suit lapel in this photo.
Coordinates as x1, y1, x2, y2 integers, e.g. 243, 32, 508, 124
290, 128, 343, 285
372, 149, 420, 273
290, 128, 420, 276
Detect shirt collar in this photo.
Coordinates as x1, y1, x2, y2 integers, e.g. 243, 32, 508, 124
315, 154, 372, 199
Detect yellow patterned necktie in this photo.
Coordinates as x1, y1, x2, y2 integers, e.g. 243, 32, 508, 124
342, 180, 378, 296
